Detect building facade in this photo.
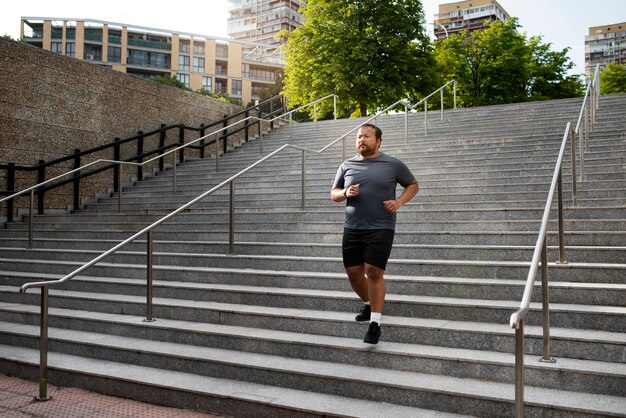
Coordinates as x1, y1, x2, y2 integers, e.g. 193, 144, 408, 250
20, 17, 285, 105
227, 0, 303, 52
433, 0, 509, 41
585, 22, 626, 79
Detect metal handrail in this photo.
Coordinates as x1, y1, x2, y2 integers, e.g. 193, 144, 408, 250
509, 64, 600, 417
17, 83, 450, 401
1, 94, 338, 248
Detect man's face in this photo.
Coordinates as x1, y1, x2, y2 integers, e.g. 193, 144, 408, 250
356, 126, 380, 157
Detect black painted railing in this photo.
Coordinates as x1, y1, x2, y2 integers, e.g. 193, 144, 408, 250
0, 95, 285, 222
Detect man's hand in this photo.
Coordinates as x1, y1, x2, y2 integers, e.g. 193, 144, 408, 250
345, 184, 360, 198
383, 200, 401, 213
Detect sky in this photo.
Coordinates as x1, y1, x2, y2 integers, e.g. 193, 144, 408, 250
1, 0, 625, 78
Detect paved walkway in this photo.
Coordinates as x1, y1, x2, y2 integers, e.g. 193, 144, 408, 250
0, 374, 226, 417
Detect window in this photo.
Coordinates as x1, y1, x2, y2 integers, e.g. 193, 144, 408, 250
193, 57, 205, 73
65, 42, 75, 57
176, 73, 190, 88
51, 42, 62, 54
193, 44, 205, 55
179, 41, 190, 53
202, 76, 212, 92
231, 79, 242, 97
215, 63, 227, 75
108, 46, 122, 63
178, 55, 190, 71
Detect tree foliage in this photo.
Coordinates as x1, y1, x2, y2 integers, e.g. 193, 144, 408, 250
434, 18, 583, 107
600, 62, 626, 95
282, 0, 436, 117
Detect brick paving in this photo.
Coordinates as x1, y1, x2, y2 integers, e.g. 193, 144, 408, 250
0, 374, 226, 418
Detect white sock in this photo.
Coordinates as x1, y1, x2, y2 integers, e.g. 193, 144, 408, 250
370, 312, 382, 325
364, 301, 370, 306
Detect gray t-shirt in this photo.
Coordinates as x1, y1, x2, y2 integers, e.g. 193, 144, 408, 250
333, 152, 415, 230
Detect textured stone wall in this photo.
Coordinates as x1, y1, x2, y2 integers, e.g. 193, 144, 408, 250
0, 37, 253, 219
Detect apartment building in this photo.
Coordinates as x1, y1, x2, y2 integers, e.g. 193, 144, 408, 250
433, 0, 509, 41
227, 0, 303, 52
585, 22, 626, 79
20, 17, 284, 105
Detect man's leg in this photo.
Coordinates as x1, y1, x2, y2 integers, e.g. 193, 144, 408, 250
364, 263, 385, 314
345, 265, 369, 302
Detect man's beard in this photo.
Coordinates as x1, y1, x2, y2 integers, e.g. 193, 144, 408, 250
358, 144, 377, 157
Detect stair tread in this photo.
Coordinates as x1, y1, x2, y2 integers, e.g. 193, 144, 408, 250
0, 344, 469, 418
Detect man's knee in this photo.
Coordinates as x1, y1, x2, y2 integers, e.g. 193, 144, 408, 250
364, 264, 384, 281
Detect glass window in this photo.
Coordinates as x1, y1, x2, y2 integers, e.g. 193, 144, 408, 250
51, 42, 62, 54
179, 55, 190, 71
193, 57, 205, 73
193, 44, 205, 55
176, 73, 190, 88
231, 79, 242, 97
179, 42, 191, 53
65, 42, 75, 57
202, 76, 212, 92
108, 46, 122, 63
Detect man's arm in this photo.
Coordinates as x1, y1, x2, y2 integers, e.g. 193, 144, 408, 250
383, 180, 418, 213
331, 183, 360, 202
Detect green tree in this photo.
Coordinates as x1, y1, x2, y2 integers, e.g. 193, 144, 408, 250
600, 62, 626, 94
435, 18, 582, 107
282, 0, 436, 117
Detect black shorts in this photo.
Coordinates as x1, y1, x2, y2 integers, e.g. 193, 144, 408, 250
342, 228, 395, 271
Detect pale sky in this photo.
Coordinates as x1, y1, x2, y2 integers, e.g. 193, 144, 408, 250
1, 0, 625, 78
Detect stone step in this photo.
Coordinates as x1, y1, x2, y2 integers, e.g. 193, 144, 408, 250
0, 344, 471, 418
4, 229, 625, 246
1, 317, 624, 398
1, 237, 624, 263
2, 267, 623, 307
1, 247, 626, 284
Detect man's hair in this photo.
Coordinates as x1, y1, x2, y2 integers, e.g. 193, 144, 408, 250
360, 123, 382, 141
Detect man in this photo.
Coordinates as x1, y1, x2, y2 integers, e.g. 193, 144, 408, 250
331, 123, 418, 344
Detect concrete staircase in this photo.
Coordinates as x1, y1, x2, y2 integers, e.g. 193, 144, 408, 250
1, 95, 625, 417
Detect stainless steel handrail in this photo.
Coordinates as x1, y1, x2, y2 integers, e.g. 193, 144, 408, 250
16, 83, 451, 401
1, 94, 338, 248
509, 64, 600, 417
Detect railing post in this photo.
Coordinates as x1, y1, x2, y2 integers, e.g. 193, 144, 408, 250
570, 128, 577, 206
136, 132, 144, 181
424, 99, 428, 135
540, 239, 555, 363
6, 163, 15, 222
289, 113, 293, 141
229, 180, 235, 255
222, 115, 229, 155
199, 123, 206, 159
556, 171, 566, 264
440, 89, 444, 122
118, 163, 123, 212
514, 322, 524, 418
73, 149, 81, 210
314, 102, 318, 132
259, 121, 264, 155
453, 81, 457, 109
215, 132, 220, 172
113, 138, 121, 192
269, 102, 274, 130
179, 126, 186, 164
144, 230, 155, 322
28, 189, 34, 248
159, 125, 166, 171
579, 129, 585, 181
244, 111, 250, 143
172, 150, 177, 193
301, 150, 306, 209
333, 95, 337, 120
37, 285, 51, 401
404, 103, 408, 144
37, 160, 45, 215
